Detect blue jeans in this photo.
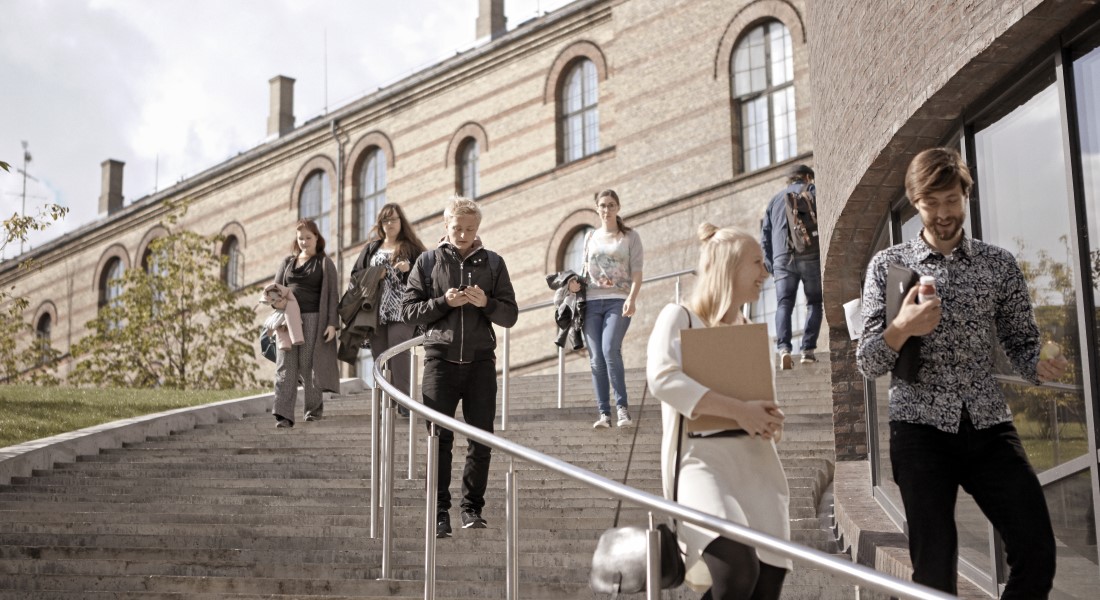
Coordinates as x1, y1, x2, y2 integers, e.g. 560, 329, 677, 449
773, 256, 822, 353
583, 298, 631, 415
889, 420, 1055, 598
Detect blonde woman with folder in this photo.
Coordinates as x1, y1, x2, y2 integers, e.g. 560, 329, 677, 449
646, 222, 790, 600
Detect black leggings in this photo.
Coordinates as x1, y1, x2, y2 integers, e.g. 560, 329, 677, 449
699, 536, 787, 600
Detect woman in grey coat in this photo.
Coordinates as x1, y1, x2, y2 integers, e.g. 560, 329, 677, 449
272, 219, 340, 428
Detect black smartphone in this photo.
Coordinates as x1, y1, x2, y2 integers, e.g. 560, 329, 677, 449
458, 272, 472, 291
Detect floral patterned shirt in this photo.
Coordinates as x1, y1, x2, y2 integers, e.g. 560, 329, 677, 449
856, 231, 1041, 433
583, 229, 644, 300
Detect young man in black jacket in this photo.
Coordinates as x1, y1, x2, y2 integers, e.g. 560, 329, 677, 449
402, 196, 519, 538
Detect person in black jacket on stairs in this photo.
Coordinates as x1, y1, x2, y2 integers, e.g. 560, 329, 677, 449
402, 196, 518, 539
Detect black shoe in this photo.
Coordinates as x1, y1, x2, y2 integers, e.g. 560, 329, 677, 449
398, 406, 410, 418
461, 509, 487, 529
304, 414, 322, 422
436, 511, 452, 538
275, 417, 293, 428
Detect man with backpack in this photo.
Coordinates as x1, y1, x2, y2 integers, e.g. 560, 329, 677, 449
761, 164, 822, 369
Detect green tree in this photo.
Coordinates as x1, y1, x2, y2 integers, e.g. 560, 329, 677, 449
0, 183, 68, 383
70, 204, 259, 390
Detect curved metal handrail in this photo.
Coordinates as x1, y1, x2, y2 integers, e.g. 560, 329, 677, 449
372, 334, 952, 600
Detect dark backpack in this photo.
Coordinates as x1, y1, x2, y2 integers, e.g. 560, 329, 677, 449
784, 184, 819, 255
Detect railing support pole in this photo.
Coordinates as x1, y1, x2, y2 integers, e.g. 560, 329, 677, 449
675, 276, 682, 305
646, 512, 660, 600
370, 383, 381, 538
505, 457, 519, 600
424, 424, 439, 600
380, 384, 396, 580
557, 346, 565, 410
502, 328, 511, 431
407, 351, 418, 480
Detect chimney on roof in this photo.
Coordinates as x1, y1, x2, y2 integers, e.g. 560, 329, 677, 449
267, 75, 296, 139
99, 159, 124, 215
476, 0, 506, 41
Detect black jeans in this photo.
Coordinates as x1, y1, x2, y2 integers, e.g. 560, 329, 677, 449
421, 357, 497, 513
889, 420, 1055, 598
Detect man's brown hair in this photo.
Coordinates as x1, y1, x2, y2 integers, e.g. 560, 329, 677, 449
905, 147, 973, 204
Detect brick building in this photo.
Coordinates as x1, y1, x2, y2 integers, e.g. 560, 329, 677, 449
0, 0, 814, 383
812, 0, 1100, 594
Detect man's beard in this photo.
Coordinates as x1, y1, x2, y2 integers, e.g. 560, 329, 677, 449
927, 217, 963, 242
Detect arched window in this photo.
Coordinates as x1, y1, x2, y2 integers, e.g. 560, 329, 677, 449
222, 235, 242, 290
560, 59, 600, 163
34, 313, 52, 365
457, 138, 479, 199
562, 226, 594, 274
299, 170, 333, 242
732, 21, 796, 172
356, 149, 387, 242
98, 257, 124, 310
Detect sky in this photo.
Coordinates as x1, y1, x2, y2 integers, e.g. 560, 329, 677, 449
0, 0, 574, 259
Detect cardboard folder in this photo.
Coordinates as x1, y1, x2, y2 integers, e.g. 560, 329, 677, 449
680, 322, 774, 433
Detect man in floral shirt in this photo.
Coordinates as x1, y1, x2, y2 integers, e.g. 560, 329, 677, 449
856, 147, 1068, 598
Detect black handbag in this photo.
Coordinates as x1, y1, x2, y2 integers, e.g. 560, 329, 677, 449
259, 330, 277, 363
589, 383, 686, 595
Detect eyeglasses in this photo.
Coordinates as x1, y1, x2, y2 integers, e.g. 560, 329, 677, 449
380, 218, 399, 225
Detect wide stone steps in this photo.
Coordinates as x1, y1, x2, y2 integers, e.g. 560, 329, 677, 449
0, 358, 853, 599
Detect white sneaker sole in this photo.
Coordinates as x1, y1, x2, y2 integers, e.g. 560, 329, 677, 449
780, 354, 793, 370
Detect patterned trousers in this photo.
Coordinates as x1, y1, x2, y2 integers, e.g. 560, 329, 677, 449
273, 312, 324, 423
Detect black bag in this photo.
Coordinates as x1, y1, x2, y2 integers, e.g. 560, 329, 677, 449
784, 184, 819, 255
590, 523, 685, 595
589, 384, 686, 596
259, 330, 277, 363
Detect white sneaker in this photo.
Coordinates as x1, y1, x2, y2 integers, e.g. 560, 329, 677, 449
616, 407, 632, 428
593, 413, 611, 429
780, 350, 793, 370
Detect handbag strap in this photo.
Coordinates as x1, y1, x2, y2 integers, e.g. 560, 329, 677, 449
673, 305, 692, 504
612, 381, 648, 528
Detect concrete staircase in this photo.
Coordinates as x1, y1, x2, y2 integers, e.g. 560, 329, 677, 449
0, 355, 855, 599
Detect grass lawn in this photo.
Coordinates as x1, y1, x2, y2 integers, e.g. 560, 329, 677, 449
0, 385, 266, 448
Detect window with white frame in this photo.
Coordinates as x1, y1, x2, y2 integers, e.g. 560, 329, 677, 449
732, 21, 796, 172
561, 59, 600, 163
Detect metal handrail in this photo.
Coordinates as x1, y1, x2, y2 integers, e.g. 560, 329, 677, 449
372, 335, 953, 600
500, 267, 697, 421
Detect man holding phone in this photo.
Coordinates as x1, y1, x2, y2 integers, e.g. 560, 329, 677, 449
402, 196, 518, 539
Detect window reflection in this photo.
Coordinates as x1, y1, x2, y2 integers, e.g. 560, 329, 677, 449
1074, 38, 1100, 372
1045, 470, 1099, 597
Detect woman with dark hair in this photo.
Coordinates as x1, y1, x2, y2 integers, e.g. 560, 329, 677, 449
351, 203, 427, 412
647, 222, 789, 599
568, 189, 644, 429
271, 219, 340, 428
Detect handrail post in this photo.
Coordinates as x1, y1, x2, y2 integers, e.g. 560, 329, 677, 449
501, 328, 511, 431
380, 381, 396, 580
505, 457, 519, 600
407, 350, 418, 480
646, 512, 660, 600
424, 423, 438, 600
674, 276, 681, 305
556, 346, 564, 410
370, 382, 381, 538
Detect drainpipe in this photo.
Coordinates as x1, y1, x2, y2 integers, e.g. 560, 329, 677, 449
330, 120, 345, 279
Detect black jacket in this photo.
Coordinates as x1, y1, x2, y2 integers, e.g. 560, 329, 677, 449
350, 239, 423, 284
401, 240, 518, 362
546, 270, 585, 351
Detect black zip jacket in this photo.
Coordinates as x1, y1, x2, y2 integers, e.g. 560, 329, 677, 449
401, 240, 518, 362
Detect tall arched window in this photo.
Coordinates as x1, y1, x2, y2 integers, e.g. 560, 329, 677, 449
732, 21, 796, 172
222, 235, 242, 290
562, 226, 594, 274
357, 149, 387, 241
561, 59, 600, 163
34, 313, 52, 366
98, 257, 123, 310
299, 170, 333, 241
457, 138, 479, 199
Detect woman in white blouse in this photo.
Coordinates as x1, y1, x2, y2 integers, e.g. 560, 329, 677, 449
646, 222, 790, 599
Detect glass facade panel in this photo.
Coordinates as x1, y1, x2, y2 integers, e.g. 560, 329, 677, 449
1075, 41, 1100, 377
1046, 470, 1099, 599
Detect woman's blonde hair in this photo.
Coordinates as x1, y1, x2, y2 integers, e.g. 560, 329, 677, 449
688, 222, 757, 327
